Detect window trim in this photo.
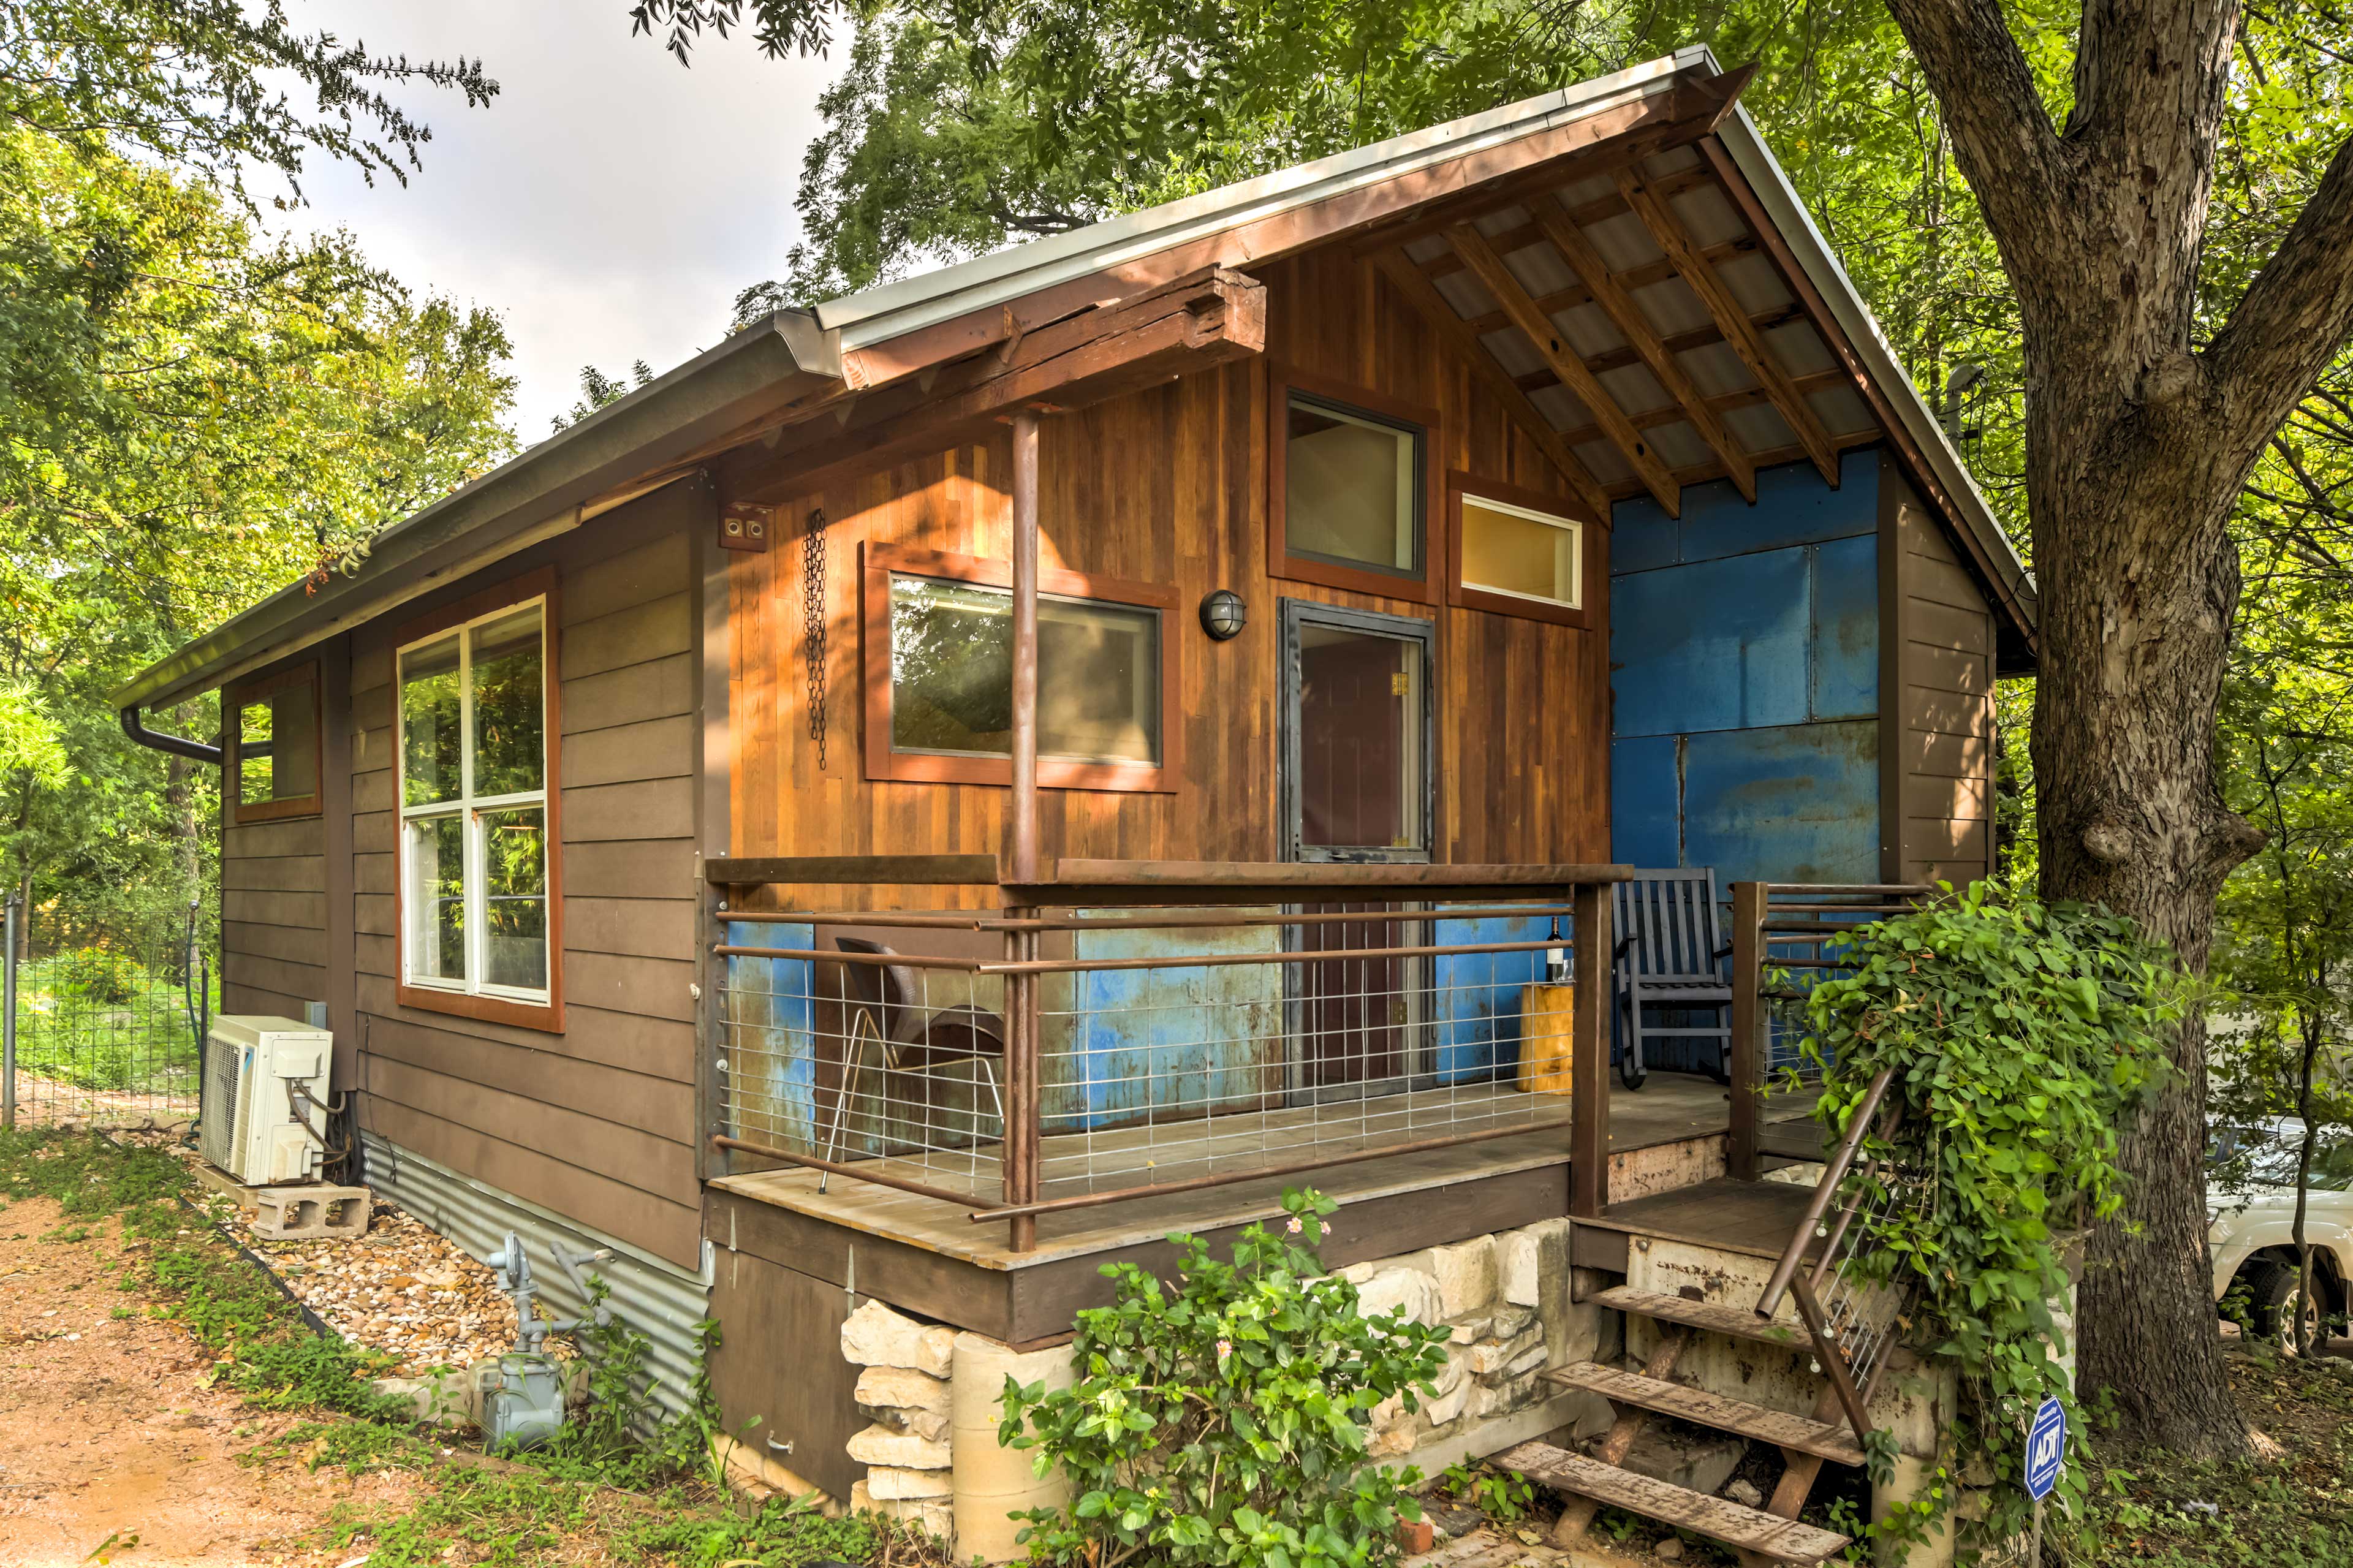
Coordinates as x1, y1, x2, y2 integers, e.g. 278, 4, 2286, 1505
1278, 599, 1438, 865
224, 662, 324, 825
1444, 472, 1605, 630
390, 567, 566, 1034
860, 542, 1181, 793
1266, 365, 1443, 604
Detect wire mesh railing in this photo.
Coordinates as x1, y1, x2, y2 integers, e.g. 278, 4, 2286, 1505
708, 870, 1618, 1250
3, 894, 214, 1131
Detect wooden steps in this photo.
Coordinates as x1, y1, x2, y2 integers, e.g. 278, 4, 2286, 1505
1542, 1361, 1867, 1467
1591, 1285, 1810, 1349
1497, 1441, 1851, 1564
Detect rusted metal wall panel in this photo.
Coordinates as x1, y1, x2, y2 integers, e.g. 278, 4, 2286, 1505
1607, 453, 1884, 888
1431, 910, 1548, 1085
720, 919, 816, 1153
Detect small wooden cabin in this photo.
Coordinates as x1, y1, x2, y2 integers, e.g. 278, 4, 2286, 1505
115, 46, 2033, 1558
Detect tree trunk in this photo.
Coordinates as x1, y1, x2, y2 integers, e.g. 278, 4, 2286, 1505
2031, 399, 2260, 1453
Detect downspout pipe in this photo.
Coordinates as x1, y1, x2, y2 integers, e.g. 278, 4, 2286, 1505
119, 706, 222, 766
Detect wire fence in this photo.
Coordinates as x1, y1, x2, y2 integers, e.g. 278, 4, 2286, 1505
714, 899, 1590, 1212
3, 895, 214, 1131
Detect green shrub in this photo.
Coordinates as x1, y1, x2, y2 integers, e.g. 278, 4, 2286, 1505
1790, 879, 2178, 1556
1000, 1187, 1450, 1568
55, 945, 146, 1004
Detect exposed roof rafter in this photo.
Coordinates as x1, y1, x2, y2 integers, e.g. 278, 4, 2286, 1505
1447, 223, 1683, 517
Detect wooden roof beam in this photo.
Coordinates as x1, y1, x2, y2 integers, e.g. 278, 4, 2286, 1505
1447, 223, 1682, 516
1613, 165, 1840, 487
1549, 366, 1854, 445
1533, 200, 1755, 502
1370, 249, 1611, 517
1459, 240, 1759, 333
1414, 165, 1719, 284
723, 266, 1266, 505
1509, 301, 1809, 388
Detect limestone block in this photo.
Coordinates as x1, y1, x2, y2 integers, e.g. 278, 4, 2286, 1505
1430, 1347, 1468, 1396
1489, 1303, 1537, 1340
856, 1365, 953, 1441
841, 1300, 957, 1377
865, 1465, 954, 1501
847, 1423, 952, 1468
1501, 1218, 1571, 1309
1355, 1266, 1442, 1328
1500, 1342, 1549, 1380
1442, 1311, 1493, 1345
1430, 1237, 1498, 1318
1368, 1422, 1416, 1457
1471, 1370, 1540, 1418
1338, 1260, 1379, 1285
852, 1480, 954, 1539
1423, 1377, 1471, 1426
1468, 1326, 1544, 1377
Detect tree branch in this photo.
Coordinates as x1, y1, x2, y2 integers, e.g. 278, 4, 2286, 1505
2206, 132, 2353, 456
1879, 0, 2071, 279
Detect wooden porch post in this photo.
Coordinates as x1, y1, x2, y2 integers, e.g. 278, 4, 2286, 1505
1570, 879, 1610, 1218
1006, 408, 1042, 1251
1729, 881, 1765, 1181
1009, 409, 1041, 884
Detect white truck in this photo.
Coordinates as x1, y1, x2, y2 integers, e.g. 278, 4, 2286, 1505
2208, 1118, 2353, 1349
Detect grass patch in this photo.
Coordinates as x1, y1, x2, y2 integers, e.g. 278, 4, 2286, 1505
1, 1129, 958, 1566
2083, 1348, 2353, 1564
0, 1127, 406, 1417
14, 948, 214, 1096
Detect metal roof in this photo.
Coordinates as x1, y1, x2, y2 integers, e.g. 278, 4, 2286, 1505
116, 44, 2029, 712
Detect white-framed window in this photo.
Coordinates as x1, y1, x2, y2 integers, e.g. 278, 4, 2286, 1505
1460, 493, 1583, 610
396, 591, 555, 1010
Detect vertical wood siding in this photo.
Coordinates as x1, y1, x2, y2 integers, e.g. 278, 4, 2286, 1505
1883, 455, 1998, 887
726, 243, 1612, 906
346, 482, 709, 1268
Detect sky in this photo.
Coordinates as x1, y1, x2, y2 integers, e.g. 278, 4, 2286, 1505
273, 1, 849, 437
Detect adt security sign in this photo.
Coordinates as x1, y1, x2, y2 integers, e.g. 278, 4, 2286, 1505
2025, 1395, 2069, 1501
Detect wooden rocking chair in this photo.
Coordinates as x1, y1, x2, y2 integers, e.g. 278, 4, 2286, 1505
1610, 869, 1734, 1089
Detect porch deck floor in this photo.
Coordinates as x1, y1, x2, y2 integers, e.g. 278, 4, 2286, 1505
711, 1072, 1822, 1270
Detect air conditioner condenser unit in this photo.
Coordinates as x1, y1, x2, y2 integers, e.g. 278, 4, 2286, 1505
202, 1015, 332, 1185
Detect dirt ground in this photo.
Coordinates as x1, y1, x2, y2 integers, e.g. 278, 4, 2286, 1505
0, 1197, 415, 1567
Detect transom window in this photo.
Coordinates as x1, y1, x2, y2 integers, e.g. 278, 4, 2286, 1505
862, 543, 1178, 792
396, 580, 558, 1018
1268, 370, 1439, 602
1447, 475, 1597, 629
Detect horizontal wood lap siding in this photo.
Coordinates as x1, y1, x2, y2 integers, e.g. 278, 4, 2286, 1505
221, 736, 328, 1020
348, 488, 707, 1268
1885, 456, 1997, 886
727, 241, 1610, 908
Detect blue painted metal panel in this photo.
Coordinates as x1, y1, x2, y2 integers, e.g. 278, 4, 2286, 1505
1042, 917, 1284, 1135
1431, 911, 1552, 1085
1612, 549, 1810, 737
722, 920, 816, 1151
1610, 496, 1680, 573
1675, 450, 1879, 562
1809, 534, 1879, 722
1681, 721, 1881, 885
1611, 735, 1681, 866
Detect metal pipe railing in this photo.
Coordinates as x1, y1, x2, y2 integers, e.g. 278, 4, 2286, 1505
707, 871, 1621, 1252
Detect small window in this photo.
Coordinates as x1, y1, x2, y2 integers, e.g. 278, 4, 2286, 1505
226, 665, 321, 824
1268, 369, 1439, 600
1447, 475, 1599, 628
393, 570, 563, 1029
863, 544, 1178, 791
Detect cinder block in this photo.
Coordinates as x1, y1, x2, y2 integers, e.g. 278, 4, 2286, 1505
251, 1184, 371, 1240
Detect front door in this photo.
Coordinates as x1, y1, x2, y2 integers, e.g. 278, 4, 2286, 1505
1279, 602, 1436, 1096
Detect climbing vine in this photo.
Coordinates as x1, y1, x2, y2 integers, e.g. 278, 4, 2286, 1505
1789, 879, 2181, 1555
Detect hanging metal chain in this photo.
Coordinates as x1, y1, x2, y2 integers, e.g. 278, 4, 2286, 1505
803, 507, 830, 769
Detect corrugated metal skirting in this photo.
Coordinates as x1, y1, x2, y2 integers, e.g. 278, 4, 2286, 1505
358, 1131, 714, 1418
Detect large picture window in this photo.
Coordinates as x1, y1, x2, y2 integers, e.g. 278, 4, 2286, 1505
225, 663, 322, 824
393, 569, 563, 1031
862, 543, 1178, 792
1267, 367, 1441, 602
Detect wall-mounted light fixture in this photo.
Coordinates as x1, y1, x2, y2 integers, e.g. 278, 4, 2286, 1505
1199, 589, 1248, 642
